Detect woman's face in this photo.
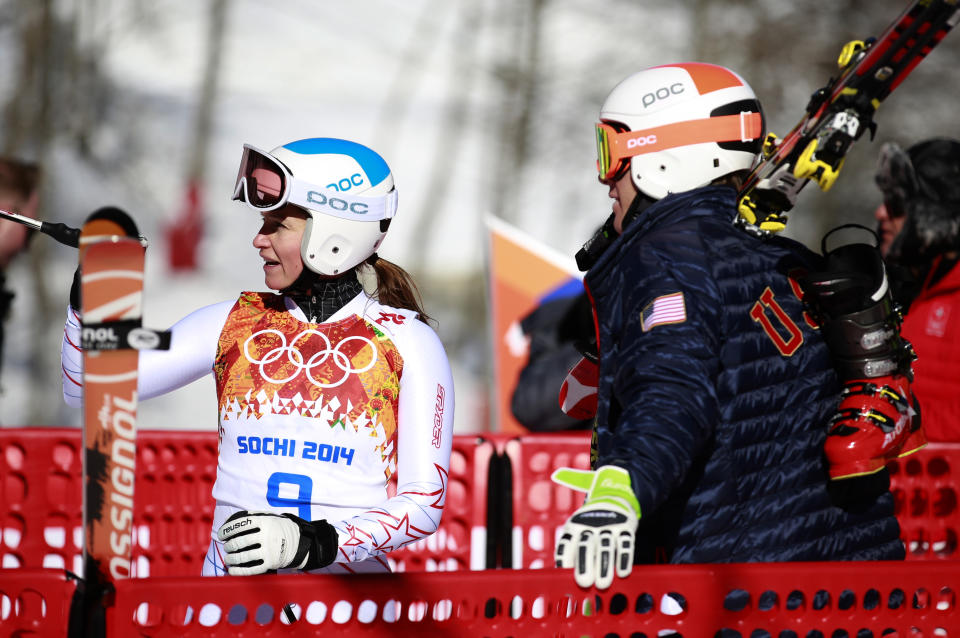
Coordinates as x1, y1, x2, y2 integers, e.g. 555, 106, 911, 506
252, 205, 309, 290
601, 167, 639, 233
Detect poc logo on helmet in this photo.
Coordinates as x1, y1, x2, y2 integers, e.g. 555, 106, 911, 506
627, 135, 658, 149
326, 173, 365, 192
642, 82, 685, 108
307, 191, 369, 215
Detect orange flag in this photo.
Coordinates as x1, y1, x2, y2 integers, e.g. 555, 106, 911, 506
486, 216, 581, 433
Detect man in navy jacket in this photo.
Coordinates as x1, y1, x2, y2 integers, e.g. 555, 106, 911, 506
552, 63, 905, 591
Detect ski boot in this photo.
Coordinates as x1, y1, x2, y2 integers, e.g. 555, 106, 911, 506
802, 241, 926, 481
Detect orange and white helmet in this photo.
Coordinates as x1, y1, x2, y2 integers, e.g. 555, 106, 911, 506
596, 63, 765, 200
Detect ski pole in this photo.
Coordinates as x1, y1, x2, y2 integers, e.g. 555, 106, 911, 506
0, 208, 149, 247
1, 207, 80, 247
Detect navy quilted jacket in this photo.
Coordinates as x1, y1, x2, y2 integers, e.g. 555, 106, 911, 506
584, 185, 904, 563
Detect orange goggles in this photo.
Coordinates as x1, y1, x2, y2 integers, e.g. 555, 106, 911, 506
595, 112, 764, 181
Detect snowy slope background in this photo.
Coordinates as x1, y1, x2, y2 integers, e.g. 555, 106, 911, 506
1, 0, 958, 433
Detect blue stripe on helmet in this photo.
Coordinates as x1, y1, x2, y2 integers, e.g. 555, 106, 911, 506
282, 138, 391, 187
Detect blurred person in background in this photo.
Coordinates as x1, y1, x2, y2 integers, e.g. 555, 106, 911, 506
510, 278, 594, 431
874, 137, 960, 441
0, 157, 39, 396
61, 137, 455, 577
550, 63, 914, 591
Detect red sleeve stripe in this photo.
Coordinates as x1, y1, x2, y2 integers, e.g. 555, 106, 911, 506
61, 365, 82, 388
63, 329, 81, 352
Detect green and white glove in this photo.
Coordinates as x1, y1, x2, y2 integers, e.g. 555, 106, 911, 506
552, 465, 641, 590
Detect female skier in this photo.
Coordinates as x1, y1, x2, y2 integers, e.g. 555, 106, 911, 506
61, 137, 455, 577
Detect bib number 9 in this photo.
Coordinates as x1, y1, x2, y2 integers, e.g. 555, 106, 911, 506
266, 472, 313, 520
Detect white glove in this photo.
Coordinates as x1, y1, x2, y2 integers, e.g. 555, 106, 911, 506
552, 465, 641, 590
216, 511, 338, 576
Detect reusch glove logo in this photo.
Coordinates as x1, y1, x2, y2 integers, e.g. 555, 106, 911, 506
221, 518, 252, 536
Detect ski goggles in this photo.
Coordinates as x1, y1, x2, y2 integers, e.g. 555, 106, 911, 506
595, 112, 764, 181
232, 144, 397, 221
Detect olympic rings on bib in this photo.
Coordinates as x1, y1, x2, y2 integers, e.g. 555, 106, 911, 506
243, 329, 378, 388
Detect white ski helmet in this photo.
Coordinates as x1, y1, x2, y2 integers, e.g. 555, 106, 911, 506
233, 137, 398, 276
596, 63, 765, 200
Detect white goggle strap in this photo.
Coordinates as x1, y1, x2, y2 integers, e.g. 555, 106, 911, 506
288, 180, 398, 221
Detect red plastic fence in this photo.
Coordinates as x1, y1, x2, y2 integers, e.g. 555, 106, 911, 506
505, 433, 960, 566
2, 561, 957, 637
2, 428, 960, 636
0, 428, 497, 577
388, 434, 498, 572
892, 443, 960, 561
99, 560, 957, 636
2, 428, 958, 582
132, 431, 219, 576
0, 427, 218, 577
0, 568, 75, 637
502, 433, 591, 569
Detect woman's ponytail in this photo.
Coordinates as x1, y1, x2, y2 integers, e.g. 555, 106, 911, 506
364, 254, 432, 324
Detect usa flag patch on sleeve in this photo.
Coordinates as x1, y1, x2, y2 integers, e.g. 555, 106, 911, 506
641, 292, 686, 332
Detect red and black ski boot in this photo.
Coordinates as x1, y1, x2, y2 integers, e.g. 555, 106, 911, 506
803, 240, 925, 481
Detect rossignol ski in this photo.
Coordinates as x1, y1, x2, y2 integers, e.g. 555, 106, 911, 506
74, 207, 168, 636
737, 0, 960, 235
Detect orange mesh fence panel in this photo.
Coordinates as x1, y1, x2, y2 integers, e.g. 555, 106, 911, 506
0, 568, 76, 636
103, 560, 959, 636
890, 443, 960, 561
